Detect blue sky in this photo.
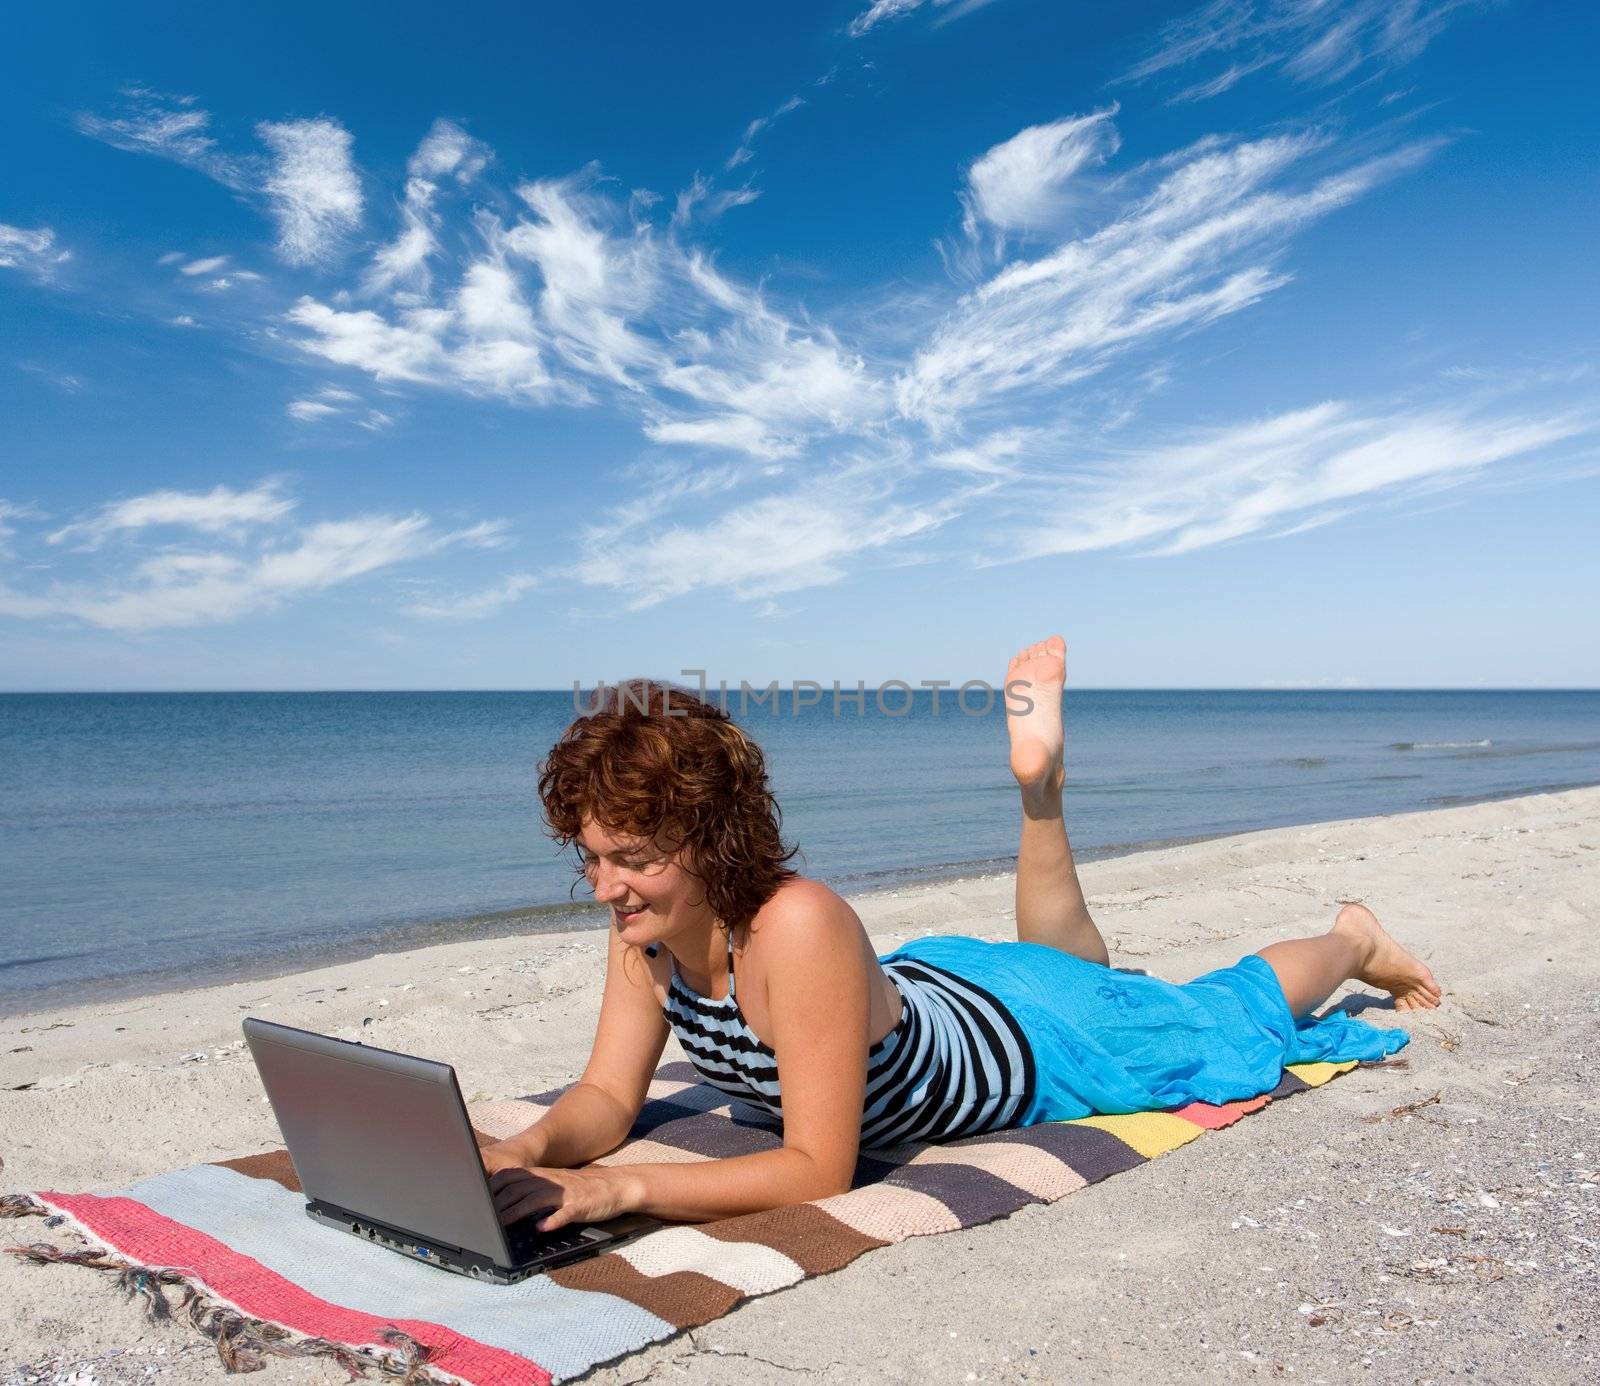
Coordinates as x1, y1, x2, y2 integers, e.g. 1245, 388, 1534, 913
2, 0, 1596, 691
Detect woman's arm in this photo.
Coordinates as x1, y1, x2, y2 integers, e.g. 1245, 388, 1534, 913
491, 886, 873, 1228
481, 923, 669, 1174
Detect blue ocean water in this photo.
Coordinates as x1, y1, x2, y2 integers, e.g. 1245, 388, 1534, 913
2, 689, 1596, 1010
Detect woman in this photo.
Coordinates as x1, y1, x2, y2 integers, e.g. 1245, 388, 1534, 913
483, 636, 1440, 1231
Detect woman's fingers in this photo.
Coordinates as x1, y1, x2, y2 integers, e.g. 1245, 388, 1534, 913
487, 1166, 619, 1232
490, 1169, 561, 1222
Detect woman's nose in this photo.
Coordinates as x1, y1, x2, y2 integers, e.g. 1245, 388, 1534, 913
592, 863, 626, 902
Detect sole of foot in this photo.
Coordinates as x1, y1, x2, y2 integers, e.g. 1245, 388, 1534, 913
1006, 635, 1066, 791
1334, 902, 1443, 1012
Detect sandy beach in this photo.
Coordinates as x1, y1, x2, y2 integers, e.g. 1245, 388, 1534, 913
3, 784, 1596, 1385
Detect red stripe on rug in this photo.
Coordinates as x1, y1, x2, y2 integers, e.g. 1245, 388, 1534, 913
40, 1192, 550, 1386
1169, 1095, 1270, 1130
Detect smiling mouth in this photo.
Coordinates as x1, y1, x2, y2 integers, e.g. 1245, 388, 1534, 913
613, 905, 646, 922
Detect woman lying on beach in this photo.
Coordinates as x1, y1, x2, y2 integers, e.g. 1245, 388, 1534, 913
482, 636, 1441, 1231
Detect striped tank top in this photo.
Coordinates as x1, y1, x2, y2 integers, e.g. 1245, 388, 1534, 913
658, 933, 1037, 1149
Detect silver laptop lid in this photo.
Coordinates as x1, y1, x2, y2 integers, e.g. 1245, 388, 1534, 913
242, 1018, 511, 1264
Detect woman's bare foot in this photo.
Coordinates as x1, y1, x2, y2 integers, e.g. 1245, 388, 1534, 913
1006, 636, 1066, 794
1332, 902, 1443, 1012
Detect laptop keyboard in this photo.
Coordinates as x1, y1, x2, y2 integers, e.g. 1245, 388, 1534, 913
506, 1218, 593, 1263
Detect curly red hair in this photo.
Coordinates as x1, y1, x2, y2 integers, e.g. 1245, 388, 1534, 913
537, 680, 799, 933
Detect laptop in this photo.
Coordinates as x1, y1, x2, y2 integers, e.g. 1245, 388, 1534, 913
241, 1017, 656, 1284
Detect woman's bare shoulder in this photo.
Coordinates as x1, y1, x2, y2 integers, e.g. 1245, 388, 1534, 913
758, 874, 853, 919
748, 876, 863, 951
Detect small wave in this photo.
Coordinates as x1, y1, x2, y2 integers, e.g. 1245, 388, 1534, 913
1389, 739, 1491, 751
1277, 756, 1329, 769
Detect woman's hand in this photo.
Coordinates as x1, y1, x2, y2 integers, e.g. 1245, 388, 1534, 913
488, 1165, 641, 1232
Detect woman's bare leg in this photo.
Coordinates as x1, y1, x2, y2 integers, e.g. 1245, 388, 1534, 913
1005, 636, 1109, 965
1257, 902, 1442, 1018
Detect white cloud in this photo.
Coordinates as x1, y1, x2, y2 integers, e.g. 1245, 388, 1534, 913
0, 224, 71, 279
576, 480, 950, 608
257, 118, 364, 265
1125, 0, 1482, 98
0, 500, 39, 558
671, 174, 761, 227
961, 109, 1120, 238
362, 121, 492, 300
362, 184, 438, 298
926, 427, 1035, 476
179, 255, 229, 275
849, 0, 926, 36
1, 485, 508, 631
287, 399, 338, 421
285, 298, 451, 382
76, 88, 247, 188
848, 0, 1000, 37
725, 95, 804, 171
899, 132, 1441, 424
46, 482, 296, 551
504, 172, 662, 387
170, 315, 200, 327
642, 414, 794, 459
403, 571, 539, 620
409, 118, 491, 183
985, 398, 1595, 563
287, 385, 388, 428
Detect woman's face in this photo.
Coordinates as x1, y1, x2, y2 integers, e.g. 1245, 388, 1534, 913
577, 814, 709, 948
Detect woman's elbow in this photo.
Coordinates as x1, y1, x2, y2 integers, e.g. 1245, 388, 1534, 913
789, 1150, 855, 1202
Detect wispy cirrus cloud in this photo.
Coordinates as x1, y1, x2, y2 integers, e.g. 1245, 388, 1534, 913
901, 128, 1443, 425
286, 386, 391, 430
53, 77, 1596, 624
285, 149, 884, 454
0, 223, 70, 279
574, 461, 958, 608
2, 482, 507, 631
76, 86, 248, 188
848, 0, 1003, 39
959, 108, 1121, 242
402, 570, 540, 620
363, 119, 492, 300
46, 481, 297, 551
1125, 0, 1483, 101
982, 396, 1596, 563
257, 118, 364, 265
79, 92, 363, 266
725, 94, 804, 170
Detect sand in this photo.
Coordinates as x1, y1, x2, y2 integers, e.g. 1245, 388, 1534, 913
3, 785, 1597, 1385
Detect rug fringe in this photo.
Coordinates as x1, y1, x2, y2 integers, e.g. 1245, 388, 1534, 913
0, 1193, 46, 1218
5, 1242, 455, 1383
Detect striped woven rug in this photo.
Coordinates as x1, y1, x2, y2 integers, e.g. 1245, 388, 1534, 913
3, 1057, 1357, 1385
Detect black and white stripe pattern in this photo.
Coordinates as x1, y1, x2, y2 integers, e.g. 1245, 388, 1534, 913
663, 948, 1035, 1150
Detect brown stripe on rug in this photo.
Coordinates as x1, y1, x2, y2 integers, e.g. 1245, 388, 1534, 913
215, 1149, 301, 1192
546, 1257, 743, 1328
699, 1203, 887, 1274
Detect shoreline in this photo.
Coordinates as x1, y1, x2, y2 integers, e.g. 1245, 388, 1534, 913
7, 774, 1597, 1019
4, 783, 1598, 1382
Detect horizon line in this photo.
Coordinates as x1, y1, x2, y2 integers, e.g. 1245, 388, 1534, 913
3, 686, 1598, 696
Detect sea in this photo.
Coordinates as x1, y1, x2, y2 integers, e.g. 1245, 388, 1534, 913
2, 689, 1597, 1011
